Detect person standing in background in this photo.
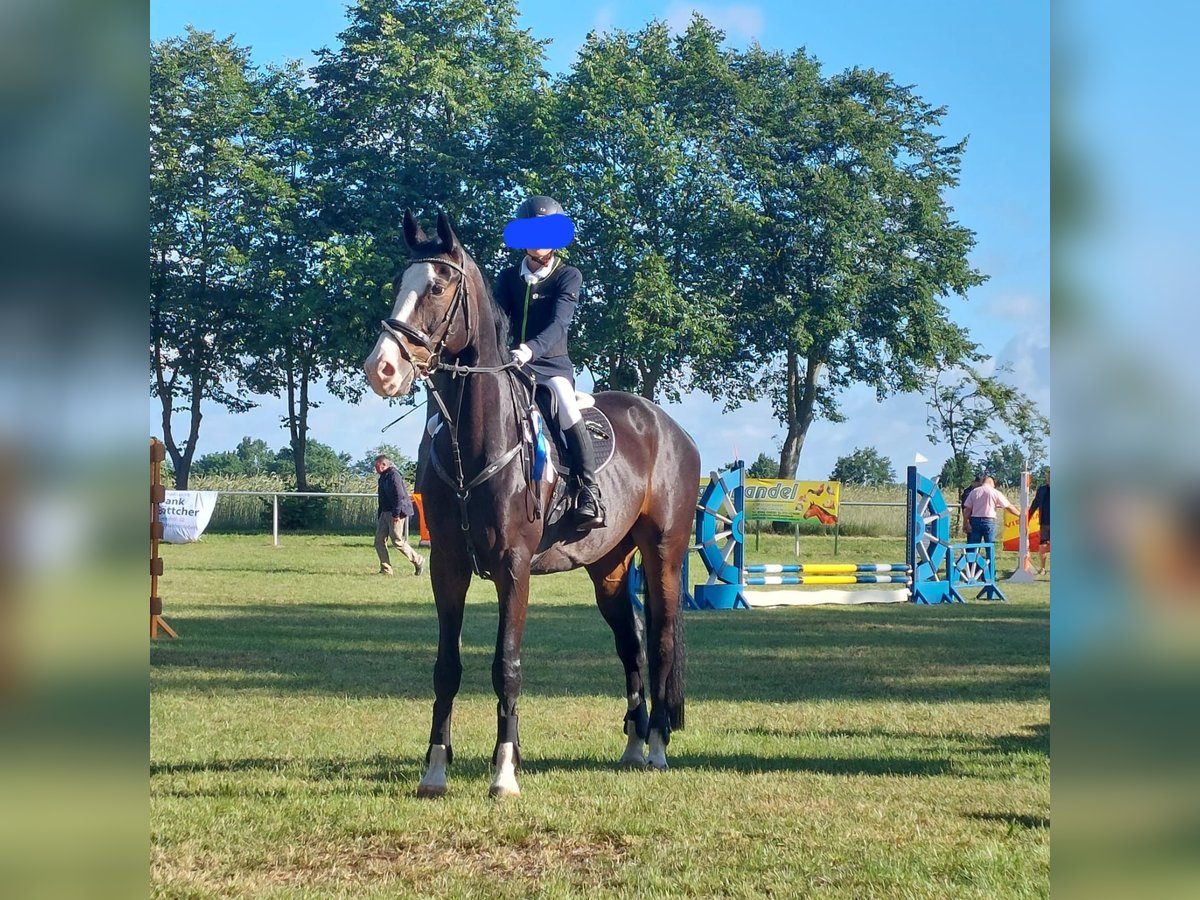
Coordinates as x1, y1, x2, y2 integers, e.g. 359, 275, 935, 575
959, 471, 984, 537
374, 455, 424, 576
1029, 469, 1050, 575
964, 474, 1021, 556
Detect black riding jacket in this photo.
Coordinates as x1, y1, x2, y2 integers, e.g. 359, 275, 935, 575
493, 259, 582, 381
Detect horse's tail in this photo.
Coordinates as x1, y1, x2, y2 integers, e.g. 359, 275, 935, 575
667, 604, 686, 731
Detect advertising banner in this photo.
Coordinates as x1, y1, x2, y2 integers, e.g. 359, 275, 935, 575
1003, 507, 1042, 551
159, 491, 219, 543
744, 479, 841, 524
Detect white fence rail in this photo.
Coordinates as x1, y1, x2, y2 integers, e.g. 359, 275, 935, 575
217, 490, 377, 546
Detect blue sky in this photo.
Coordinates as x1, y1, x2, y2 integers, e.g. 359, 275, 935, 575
151, 0, 1049, 479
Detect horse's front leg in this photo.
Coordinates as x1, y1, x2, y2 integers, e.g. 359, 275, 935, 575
416, 548, 469, 798
489, 549, 531, 798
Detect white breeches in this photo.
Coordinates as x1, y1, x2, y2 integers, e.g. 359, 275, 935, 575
545, 375, 582, 428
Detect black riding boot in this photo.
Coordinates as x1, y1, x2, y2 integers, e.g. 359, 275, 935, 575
562, 419, 606, 530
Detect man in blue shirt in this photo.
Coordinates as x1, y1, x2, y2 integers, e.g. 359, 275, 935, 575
374, 455, 424, 575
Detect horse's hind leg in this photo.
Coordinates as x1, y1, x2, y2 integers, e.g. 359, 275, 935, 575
417, 551, 469, 798
586, 537, 650, 769
633, 519, 688, 771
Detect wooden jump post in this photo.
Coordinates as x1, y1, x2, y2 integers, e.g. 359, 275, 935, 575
150, 437, 177, 639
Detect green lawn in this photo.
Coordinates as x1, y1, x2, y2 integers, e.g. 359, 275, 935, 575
151, 533, 1049, 898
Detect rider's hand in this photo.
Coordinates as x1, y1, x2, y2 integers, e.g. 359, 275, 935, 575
511, 344, 533, 365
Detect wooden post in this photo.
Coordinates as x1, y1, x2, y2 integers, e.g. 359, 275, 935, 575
150, 438, 177, 639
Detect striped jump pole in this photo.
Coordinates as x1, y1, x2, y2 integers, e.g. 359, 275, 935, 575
746, 574, 912, 586
746, 563, 910, 575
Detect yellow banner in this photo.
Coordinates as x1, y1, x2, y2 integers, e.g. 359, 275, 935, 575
1002, 507, 1043, 551
744, 479, 841, 524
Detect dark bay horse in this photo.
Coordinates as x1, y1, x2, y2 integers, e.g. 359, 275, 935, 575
363, 211, 699, 798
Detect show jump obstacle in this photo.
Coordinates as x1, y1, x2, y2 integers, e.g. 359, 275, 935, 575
681, 462, 1005, 609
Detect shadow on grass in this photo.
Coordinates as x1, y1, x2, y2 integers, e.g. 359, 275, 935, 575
151, 749, 952, 787
534, 753, 954, 777
151, 600, 1048, 706
968, 812, 1050, 830
743, 722, 1050, 758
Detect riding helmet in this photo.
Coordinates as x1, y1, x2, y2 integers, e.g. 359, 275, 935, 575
515, 195, 565, 219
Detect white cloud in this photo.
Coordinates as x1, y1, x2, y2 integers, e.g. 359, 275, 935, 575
995, 324, 1051, 410
663, 3, 765, 41
985, 292, 1046, 321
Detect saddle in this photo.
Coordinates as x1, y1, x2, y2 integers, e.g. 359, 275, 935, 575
532, 387, 614, 466
424, 392, 615, 529
533, 402, 615, 530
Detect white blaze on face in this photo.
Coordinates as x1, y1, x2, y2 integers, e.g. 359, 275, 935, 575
391, 262, 435, 324
365, 262, 436, 397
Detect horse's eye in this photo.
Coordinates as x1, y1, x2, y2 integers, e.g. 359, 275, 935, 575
431, 283, 445, 296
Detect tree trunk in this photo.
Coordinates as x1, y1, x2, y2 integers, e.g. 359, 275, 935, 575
155, 329, 186, 488
285, 365, 308, 492
639, 361, 660, 402
158, 390, 186, 490
177, 356, 205, 490
777, 346, 822, 480
296, 363, 310, 492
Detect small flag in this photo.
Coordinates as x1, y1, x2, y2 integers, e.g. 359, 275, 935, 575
914, 452, 928, 464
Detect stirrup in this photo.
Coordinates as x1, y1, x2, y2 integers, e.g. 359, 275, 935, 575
572, 484, 606, 530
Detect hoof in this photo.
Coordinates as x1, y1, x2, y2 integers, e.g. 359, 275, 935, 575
488, 783, 521, 799
647, 758, 669, 772
489, 742, 520, 799
647, 729, 669, 771
618, 742, 648, 769
417, 744, 449, 798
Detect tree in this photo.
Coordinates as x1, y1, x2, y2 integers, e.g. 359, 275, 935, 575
829, 447, 896, 485
350, 444, 416, 482
310, 0, 547, 274
747, 452, 778, 479
937, 454, 975, 493
271, 439, 351, 486
719, 48, 982, 478
239, 61, 373, 491
192, 450, 245, 477
151, 29, 260, 488
926, 365, 1049, 494
234, 437, 274, 476
979, 442, 1029, 489
551, 19, 741, 401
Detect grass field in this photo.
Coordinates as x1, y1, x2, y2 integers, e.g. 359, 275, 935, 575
150, 533, 1049, 898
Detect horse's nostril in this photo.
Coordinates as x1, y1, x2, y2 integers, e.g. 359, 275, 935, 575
380, 360, 396, 379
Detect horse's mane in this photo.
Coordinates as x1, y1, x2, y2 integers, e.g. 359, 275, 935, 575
399, 237, 511, 356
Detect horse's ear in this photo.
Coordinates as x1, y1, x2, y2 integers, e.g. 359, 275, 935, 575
402, 208, 427, 252
436, 210, 462, 258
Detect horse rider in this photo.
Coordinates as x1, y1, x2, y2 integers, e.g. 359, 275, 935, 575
494, 195, 605, 531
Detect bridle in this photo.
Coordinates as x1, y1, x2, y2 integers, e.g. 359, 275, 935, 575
376, 254, 536, 579
379, 256, 473, 378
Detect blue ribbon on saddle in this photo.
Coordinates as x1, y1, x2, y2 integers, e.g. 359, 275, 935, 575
531, 410, 553, 483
